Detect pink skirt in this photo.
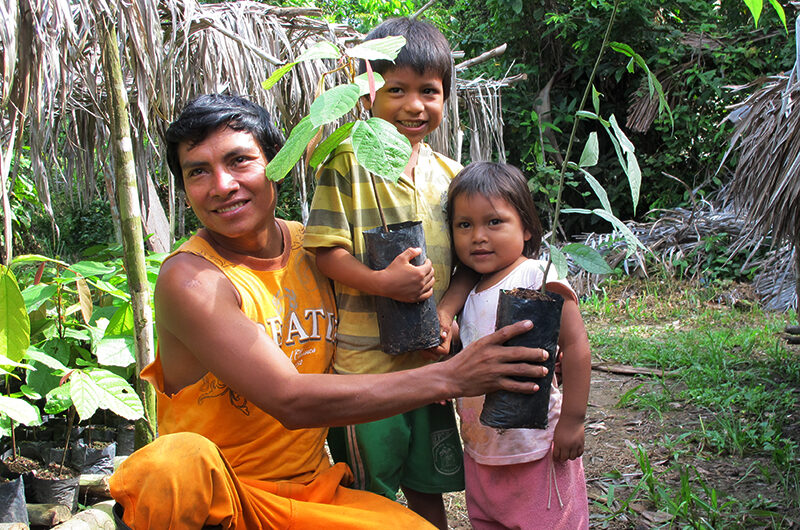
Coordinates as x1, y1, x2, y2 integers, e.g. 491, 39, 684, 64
464, 449, 588, 530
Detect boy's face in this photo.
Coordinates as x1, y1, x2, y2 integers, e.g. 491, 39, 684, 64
364, 65, 444, 148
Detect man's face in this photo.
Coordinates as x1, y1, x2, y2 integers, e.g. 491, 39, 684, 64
364, 65, 445, 149
179, 126, 277, 254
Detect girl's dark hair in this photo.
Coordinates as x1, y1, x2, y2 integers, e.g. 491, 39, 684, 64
447, 162, 543, 258
165, 94, 284, 191
358, 17, 453, 100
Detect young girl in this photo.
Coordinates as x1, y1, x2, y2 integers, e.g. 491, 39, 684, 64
447, 162, 591, 529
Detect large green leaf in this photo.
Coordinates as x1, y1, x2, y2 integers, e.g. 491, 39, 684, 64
69, 371, 102, 420
578, 168, 612, 213
351, 118, 412, 182
262, 62, 297, 91
562, 243, 613, 275
347, 36, 406, 61
265, 116, 321, 181
354, 72, 385, 96
308, 84, 361, 128
0, 395, 41, 426
625, 150, 642, 215
1, 266, 30, 363
10, 254, 68, 268
295, 40, 341, 62
742, 0, 763, 27
70, 261, 116, 278
309, 122, 355, 169
579, 131, 599, 168
105, 303, 134, 336
44, 383, 72, 414
88, 369, 144, 421
25, 346, 68, 372
94, 336, 136, 367
547, 244, 569, 280
22, 284, 57, 312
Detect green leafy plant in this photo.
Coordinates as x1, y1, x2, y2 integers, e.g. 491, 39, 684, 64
539, 0, 670, 286
1, 251, 157, 461
263, 37, 412, 185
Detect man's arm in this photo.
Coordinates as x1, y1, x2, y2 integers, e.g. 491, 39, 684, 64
315, 245, 434, 303
156, 254, 548, 430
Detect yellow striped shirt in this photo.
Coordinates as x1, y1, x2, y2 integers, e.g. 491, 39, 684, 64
304, 142, 462, 374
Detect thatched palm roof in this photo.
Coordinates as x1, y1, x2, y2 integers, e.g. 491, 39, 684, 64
1, 0, 511, 259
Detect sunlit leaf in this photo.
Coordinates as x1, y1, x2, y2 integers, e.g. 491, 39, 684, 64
591, 85, 601, 114
578, 168, 612, 213
354, 72, 385, 96
25, 346, 69, 372
579, 132, 599, 168
44, 384, 72, 414
0, 396, 41, 426
563, 243, 613, 274
309, 122, 355, 169
351, 118, 412, 182
1, 266, 30, 363
266, 116, 321, 181
742, 0, 763, 27
547, 244, 569, 280
70, 261, 115, 278
87, 369, 144, 421
69, 371, 101, 421
609, 115, 635, 153
262, 62, 297, 90
105, 303, 134, 336
767, 0, 787, 31
295, 40, 340, 62
10, 254, 68, 268
625, 150, 642, 215
22, 284, 57, 312
347, 35, 406, 61
308, 84, 361, 128
94, 336, 136, 367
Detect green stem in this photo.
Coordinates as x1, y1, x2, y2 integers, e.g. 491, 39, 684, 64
542, 0, 620, 291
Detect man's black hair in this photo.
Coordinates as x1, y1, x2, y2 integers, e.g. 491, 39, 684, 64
358, 17, 453, 100
165, 94, 284, 190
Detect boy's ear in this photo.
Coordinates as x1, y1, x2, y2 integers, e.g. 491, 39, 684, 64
361, 94, 373, 112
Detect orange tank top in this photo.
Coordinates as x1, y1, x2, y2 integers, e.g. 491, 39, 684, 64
141, 220, 338, 484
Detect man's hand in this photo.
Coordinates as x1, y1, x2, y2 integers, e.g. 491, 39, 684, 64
444, 320, 549, 397
376, 247, 435, 303
552, 416, 585, 461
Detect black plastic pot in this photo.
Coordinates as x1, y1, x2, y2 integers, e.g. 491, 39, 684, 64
29, 474, 80, 513
480, 288, 564, 429
0, 476, 28, 524
363, 221, 441, 355
72, 439, 116, 474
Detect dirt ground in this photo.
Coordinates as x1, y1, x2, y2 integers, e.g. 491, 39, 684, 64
438, 365, 800, 529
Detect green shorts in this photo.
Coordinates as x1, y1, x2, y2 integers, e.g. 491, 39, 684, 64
327, 402, 464, 499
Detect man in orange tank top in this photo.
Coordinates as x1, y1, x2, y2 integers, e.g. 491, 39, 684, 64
109, 94, 551, 529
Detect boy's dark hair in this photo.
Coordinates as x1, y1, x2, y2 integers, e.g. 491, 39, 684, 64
165, 94, 284, 191
359, 17, 453, 100
447, 162, 544, 258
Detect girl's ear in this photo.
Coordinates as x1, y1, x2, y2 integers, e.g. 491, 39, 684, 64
523, 229, 532, 242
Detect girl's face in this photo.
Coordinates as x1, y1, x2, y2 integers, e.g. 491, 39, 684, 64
451, 192, 531, 287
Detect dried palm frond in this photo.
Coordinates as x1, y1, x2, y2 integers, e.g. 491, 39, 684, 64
560, 200, 796, 310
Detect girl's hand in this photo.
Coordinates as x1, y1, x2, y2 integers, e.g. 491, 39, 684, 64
552, 416, 585, 461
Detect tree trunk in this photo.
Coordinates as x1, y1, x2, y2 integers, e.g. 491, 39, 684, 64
99, 16, 157, 448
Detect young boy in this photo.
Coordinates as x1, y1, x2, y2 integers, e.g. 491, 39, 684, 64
304, 17, 471, 530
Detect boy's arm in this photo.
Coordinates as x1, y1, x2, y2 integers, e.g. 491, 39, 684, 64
315, 246, 435, 303
546, 282, 591, 462
155, 255, 550, 429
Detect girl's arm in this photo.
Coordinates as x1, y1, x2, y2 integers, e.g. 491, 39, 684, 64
546, 281, 591, 462
422, 265, 479, 359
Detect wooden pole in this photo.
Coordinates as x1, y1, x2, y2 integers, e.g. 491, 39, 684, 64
99, 16, 156, 448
